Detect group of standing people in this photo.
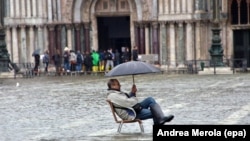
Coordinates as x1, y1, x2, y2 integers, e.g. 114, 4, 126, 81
32, 45, 139, 75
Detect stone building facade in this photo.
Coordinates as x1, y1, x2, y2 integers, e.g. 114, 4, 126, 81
1, 0, 250, 69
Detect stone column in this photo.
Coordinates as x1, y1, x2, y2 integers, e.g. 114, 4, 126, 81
21, 0, 26, 17
139, 23, 145, 54
152, 22, 159, 55
176, 0, 181, 13
57, 0, 62, 21
37, 0, 43, 17
164, 0, 170, 14
52, 0, 57, 21
32, 0, 37, 17
222, 0, 227, 13
186, 22, 194, 61
66, 24, 72, 50
177, 23, 185, 67
75, 24, 81, 52
12, 26, 18, 63
222, 21, 227, 58
187, 0, 193, 13
43, 26, 49, 52
182, 0, 187, 13
169, 23, 176, 68
37, 25, 44, 54
195, 22, 201, 60
170, 0, 175, 14
145, 24, 150, 55
134, 24, 140, 50
6, 27, 12, 61
10, 0, 14, 17
26, 0, 31, 18
20, 25, 27, 63
42, 0, 47, 18
48, 25, 55, 58
15, 0, 20, 17
84, 23, 90, 53
29, 26, 35, 63
160, 22, 167, 67
56, 25, 62, 54
159, 0, 163, 14
47, 0, 52, 21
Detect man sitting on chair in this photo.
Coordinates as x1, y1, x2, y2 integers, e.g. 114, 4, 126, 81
106, 79, 174, 125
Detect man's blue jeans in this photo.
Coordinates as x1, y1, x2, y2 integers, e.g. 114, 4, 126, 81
136, 97, 157, 123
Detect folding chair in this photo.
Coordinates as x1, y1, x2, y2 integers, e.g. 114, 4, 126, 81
106, 99, 144, 133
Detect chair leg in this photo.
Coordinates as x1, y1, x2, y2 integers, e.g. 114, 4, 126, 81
139, 122, 144, 133
118, 123, 123, 133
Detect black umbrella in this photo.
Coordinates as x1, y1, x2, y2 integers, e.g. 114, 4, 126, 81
32, 48, 41, 56
105, 61, 162, 84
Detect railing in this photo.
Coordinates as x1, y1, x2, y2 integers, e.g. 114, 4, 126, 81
0, 62, 35, 78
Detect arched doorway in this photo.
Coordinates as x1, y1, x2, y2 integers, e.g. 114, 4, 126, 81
97, 16, 130, 52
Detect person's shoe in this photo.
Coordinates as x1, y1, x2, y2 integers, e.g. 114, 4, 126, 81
159, 115, 174, 125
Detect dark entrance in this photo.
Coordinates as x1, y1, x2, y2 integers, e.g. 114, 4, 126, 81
97, 16, 130, 52
233, 29, 250, 68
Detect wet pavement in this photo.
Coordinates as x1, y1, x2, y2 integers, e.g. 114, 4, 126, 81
0, 73, 250, 141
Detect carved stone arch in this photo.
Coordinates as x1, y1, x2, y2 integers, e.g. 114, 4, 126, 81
81, 0, 93, 22
73, 0, 83, 23
63, 0, 75, 23
141, 0, 150, 21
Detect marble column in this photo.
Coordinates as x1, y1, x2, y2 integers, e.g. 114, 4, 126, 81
134, 24, 140, 50
139, 24, 145, 54
176, 0, 181, 13
84, 23, 90, 53
164, 0, 170, 14
21, 0, 26, 17
75, 24, 81, 52
145, 25, 150, 55
66, 24, 72, 50
169, 23, 176, 68
152, 22, 159, 55
56, 25, 62, 54
170, 0, 175, 14
222, 22, 227, 58
182, 0, 187, 13
42, 0, 47, 18
32, 0, 37, 17
6, 27, 12, 61
37, 25, 44, 54
47, 0, 52, 21
10, 0, 14, 17
29, 26, 35, 63
195, 22, 201, 60
48, 25, 55, 58
43, 26, 49, 52
15, 0, 20, 17
159, 0, 163, 14
20, 25, 27, 63
52, 0, 57, 21
177, 23, 185, 67
26, 0, 31, 18
187, 0, 193, 13
37, 0, 43, 17
12, 26, 18, 63
160, 22, 167, 67
186, 22, 194, 61
57, 0, 61, 21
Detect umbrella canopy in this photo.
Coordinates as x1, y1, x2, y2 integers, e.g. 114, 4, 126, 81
32, 48, 41, 56
105, 61, 162, 84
